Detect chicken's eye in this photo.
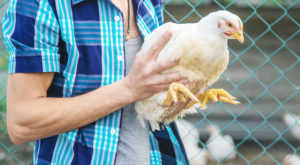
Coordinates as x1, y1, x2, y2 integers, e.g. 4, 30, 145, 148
228, 23, 233, 28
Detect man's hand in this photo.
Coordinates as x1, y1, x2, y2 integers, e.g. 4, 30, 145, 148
124, 31, 188, 101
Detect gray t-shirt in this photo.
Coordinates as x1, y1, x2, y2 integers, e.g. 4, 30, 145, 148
115, 36, 150, 165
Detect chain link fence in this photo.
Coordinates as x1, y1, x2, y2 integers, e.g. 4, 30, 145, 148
0, 0, 299, 164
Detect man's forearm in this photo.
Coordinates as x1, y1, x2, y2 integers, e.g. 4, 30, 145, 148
7, 31, 178, 145
7, 78, 134, 144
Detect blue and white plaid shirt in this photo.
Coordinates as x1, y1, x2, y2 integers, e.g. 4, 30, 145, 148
2, 0, 189, 164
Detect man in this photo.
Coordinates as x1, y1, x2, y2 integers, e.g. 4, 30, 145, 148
3, 0, 189, 164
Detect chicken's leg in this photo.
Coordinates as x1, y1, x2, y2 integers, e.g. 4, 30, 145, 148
163, 82, 199, 106
198, 89, 240, 109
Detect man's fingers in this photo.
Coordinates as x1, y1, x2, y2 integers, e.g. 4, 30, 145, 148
144, 31, 172, 60
160, 72, 183, 84
153, 84, 170, 92
150, 59, 180, 73
177, 78, 189, 85
152, 77, 189, 93
149, 72, 184, 85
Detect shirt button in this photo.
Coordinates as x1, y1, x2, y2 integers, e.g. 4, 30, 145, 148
114, 16, 120, 22
117, 55, 123, 61
110, 128, 116, 135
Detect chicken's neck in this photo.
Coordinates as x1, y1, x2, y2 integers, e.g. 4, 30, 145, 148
195, 15, 225, 42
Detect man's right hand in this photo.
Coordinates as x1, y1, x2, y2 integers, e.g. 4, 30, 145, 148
123, 31, 188, 101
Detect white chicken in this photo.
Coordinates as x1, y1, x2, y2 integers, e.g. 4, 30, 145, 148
135, 10, 244, 130
176, 119, 208, 165
283, 113, 300, 140
206, 125, 236, 161
283, 154, 300, 165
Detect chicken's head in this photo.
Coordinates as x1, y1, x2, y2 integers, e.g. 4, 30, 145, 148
216, 11, 244, 44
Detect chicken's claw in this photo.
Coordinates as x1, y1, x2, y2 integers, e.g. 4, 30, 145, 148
163, 82, 199, 106
198, 89, 240, 109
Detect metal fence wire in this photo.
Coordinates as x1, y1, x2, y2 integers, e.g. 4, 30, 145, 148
0, 0, 300, 164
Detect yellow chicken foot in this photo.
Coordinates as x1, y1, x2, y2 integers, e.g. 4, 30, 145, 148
184, 100, 198, 109
199, 89, 240, 109
163, 82, 199, 106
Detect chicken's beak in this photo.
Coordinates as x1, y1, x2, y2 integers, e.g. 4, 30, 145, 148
231, 30, 244, 44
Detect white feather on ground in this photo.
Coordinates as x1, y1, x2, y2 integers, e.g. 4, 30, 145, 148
176, 119, 208, 165
283, 154, 300, 165
206, 125, 236, 161
283, 113, 300, 140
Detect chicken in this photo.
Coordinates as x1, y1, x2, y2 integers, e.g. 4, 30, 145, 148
283, 154, 300, 165
176, 119, 208, 165
283, 113, 300, 140
206, 125, 236, 161
135, 10, 244, 130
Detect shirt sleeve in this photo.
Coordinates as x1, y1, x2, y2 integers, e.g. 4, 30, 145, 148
2, 0, 60, 73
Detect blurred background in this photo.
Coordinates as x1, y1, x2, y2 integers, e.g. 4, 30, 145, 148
0, 0, 299, 164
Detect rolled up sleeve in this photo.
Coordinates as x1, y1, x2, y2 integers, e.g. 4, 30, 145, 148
2, 0, 60, 73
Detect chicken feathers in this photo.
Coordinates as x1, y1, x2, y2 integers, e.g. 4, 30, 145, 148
135, 10, 243, 130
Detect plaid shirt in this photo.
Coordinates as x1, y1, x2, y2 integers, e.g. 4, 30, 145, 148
2, 0, 188, 164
